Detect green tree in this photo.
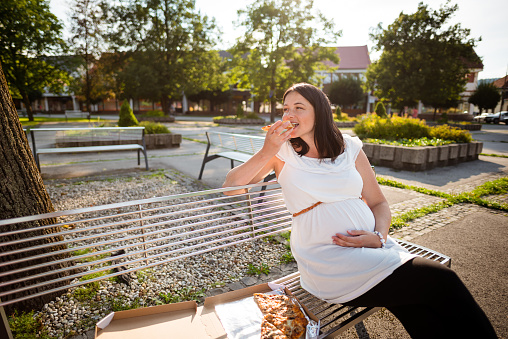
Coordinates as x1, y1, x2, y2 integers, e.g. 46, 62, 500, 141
104, 0, 225, 115
0, 0, 69, 121
69, 0, 107, 113
118, 100, 139, 127
469, 82, 501, 113
232, 0, 341, 122
327, 77, 365, 109
375, 101, 387, 117
366, 2, 480, 117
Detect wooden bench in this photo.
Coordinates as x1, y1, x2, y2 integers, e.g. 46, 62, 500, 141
198, 131, 275, 181
65, 110, 90, 121
29, 127, 149, 171
0, 181, 450, 338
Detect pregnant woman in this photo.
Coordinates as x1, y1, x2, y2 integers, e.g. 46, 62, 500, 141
223, 83, 496, 338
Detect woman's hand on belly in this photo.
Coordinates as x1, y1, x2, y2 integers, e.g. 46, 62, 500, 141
332, 230, 383, 248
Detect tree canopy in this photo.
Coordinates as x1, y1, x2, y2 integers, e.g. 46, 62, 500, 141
69, 0, 107, 112
469, 82, 501, 113
366, 2, 481, 112
103, 0, 228, 114
0, 0, 69, 121
327, 77, 365, 109
232, 0, 341, 121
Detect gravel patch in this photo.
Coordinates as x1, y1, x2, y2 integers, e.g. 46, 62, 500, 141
35, 170, 288, 338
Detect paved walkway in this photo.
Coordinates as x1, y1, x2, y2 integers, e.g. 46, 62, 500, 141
30, 119, 508, 338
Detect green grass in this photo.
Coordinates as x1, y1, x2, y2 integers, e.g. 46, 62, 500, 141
19, 116, 110, 126
246, 263, 270, 275
377, 176, 508, 229
8, 310, 52, 339
480, 153, 508, 158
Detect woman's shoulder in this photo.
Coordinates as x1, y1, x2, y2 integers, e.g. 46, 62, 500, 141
343, 134, 363, 157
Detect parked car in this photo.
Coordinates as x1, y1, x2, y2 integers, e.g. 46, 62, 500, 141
473, 113, 490, 123
485, 111, 508, 124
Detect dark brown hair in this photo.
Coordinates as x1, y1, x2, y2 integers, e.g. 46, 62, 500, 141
283, 83, 344, 160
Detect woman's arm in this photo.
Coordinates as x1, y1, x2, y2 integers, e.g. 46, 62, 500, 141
332, 150, 391, 248
222, 120, 292, 195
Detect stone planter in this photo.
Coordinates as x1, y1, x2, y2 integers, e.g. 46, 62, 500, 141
363, 141, 483, 171
144, 133, 181, 149
214, 118, 265, 125
56, 133, 182, 149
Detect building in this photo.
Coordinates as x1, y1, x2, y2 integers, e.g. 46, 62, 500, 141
317, 46, 376, 113
493, 75, 508, 112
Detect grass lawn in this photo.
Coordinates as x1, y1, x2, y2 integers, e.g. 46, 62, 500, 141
19, 116, 114, 127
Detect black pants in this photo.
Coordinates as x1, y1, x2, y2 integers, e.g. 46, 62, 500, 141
343, 257, 497, 338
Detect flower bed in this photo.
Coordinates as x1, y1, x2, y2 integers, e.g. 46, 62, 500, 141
425, 121, 482, 131
363, 141, 483, 171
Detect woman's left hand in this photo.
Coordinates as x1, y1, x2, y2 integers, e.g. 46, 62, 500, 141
332, 230, 384, 248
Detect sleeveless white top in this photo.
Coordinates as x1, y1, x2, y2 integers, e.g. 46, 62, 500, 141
276, 134, 416, 303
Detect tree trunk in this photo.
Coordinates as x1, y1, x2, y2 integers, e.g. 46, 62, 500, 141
432, 107, 437, 121
0, 64, 72, 314
20, 89, 34, 122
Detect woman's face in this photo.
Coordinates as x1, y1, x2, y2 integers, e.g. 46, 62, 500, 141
283, 91, 315, 140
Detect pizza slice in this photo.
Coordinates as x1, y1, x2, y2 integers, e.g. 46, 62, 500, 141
261, 318, 286, 339
261, 122, 295, 132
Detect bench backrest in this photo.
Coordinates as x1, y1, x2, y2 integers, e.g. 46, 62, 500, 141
0, 181, 290, 307
206, 131, 265, 155
29, 127, 145, 149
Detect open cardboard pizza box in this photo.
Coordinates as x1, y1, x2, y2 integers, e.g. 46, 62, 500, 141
94, 282, 320, 338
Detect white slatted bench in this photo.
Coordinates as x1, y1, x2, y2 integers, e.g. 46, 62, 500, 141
29, 127, 149, 171
0, 181, 450, 338
198, 131, 275, 181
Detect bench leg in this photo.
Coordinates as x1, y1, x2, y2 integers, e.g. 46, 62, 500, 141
142, 148, 149, 170
230, 159, 234, 169
137, 149, 140, 165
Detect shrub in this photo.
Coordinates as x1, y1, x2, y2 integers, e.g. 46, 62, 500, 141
429, 124, 472, 143
144, 110, 165, 117
354, 113, 430, 140
118, 100, 139, 127
139, 121, 170, 134
245, 112, 263, 119
236, 104, 245, 118
374, 102, 387, 118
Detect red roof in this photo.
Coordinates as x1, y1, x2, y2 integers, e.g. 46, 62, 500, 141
493, 75, 508, 89
322, 46, 371, 69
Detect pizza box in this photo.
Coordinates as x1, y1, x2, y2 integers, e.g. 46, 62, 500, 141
94, 282, 320, 339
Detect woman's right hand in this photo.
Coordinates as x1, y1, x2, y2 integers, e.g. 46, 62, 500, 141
262, 120, 293, 156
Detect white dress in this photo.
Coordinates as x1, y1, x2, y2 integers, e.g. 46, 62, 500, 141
276, 134, 416, 303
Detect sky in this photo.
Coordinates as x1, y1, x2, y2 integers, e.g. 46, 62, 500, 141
50, 0, 508, 80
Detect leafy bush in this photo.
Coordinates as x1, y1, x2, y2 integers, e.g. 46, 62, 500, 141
245, 111, 263, 119
118, 100, 139, 127
429, 124, 472, 143
354, 114, 472, 143
139, 121, 170, 134
144, 110, 165, 117
236, 104, 245, 118
374, 102, 387, 118
354, 113, 430, 140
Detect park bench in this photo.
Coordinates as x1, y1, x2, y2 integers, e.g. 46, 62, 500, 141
199, 131, 276, 181
65, 110, 91, 121
0, 181, 450, 338
29, 127, 149, 171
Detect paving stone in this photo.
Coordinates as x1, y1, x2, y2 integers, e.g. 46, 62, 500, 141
227, 281, 246, 291
241, 276, 258, 286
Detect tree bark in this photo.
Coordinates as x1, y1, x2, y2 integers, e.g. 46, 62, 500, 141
0, 63, 71, 314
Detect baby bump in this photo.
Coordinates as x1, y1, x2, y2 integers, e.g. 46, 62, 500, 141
291, 199, 375, 249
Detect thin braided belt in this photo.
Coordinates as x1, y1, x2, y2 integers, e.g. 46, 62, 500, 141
292, 201, 323, 217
